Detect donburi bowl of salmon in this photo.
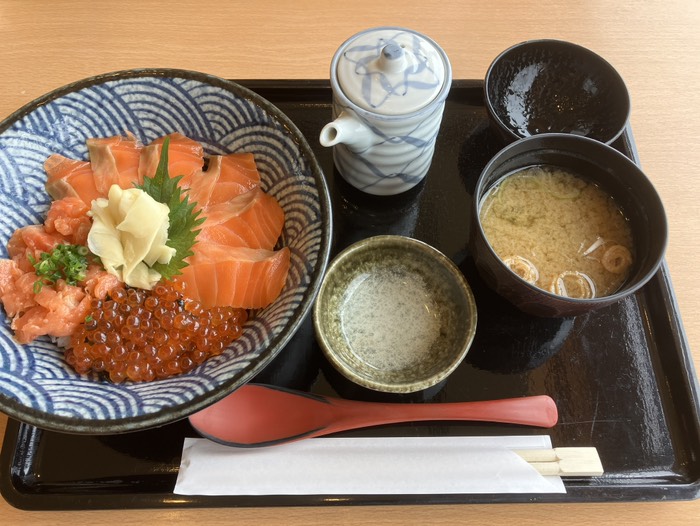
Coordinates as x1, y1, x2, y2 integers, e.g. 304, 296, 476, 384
0, 69, 332, 433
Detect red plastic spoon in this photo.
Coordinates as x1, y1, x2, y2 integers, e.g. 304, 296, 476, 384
188, 384, 558, 447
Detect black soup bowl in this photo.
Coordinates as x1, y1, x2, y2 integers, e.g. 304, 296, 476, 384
485, 39, 630, 145
470, 133, 667, 317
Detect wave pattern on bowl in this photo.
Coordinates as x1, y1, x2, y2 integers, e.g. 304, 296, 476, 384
0, 70, 331, 433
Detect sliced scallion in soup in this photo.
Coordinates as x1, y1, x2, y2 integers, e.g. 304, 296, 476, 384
479, 165, 634, 299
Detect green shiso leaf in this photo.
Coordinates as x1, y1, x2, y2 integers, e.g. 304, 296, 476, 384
136, 137, 205, 281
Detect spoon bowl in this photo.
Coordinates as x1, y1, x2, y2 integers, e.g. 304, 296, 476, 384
188, 384, 559, 447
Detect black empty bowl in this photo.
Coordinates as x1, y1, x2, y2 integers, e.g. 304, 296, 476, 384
485, 39, 630, 145
470, 133, 667, 317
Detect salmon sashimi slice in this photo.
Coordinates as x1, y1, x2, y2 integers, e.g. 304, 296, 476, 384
44, 155, 101, 207
213, 153, 261, 203
197, 188, 285, 250
220, 152, 259, 178
186, 155, 220, 210
174, 242, 290, 310
87, 134, 143, 193
187, 153, 261, 210
138, 132, 204, 187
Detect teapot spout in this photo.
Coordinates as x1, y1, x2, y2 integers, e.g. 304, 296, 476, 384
319, 111, 374, 152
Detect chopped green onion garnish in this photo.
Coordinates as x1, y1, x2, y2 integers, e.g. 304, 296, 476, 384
30, 244, 90, 293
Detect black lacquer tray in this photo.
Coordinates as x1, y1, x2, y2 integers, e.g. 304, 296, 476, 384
1, 80, 699, 510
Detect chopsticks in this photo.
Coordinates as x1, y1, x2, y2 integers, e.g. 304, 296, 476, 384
514, 447, 604, 477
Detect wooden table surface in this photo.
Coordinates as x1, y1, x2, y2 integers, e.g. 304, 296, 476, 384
1, 1, 699, 524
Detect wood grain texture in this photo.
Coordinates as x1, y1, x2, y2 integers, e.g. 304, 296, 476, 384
1, 0, 699, 524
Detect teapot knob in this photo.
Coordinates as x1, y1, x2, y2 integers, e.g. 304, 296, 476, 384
378, 43, 406, 73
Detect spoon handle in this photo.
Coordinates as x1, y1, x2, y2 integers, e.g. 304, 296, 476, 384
324, 395, 558, 434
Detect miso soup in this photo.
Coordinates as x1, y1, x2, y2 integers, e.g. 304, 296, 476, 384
479, 165, 634, 299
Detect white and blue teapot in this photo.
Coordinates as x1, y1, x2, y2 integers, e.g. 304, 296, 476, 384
320, 27, 452, 195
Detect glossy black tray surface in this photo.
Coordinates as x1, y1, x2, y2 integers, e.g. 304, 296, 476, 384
1, 80, 699, 510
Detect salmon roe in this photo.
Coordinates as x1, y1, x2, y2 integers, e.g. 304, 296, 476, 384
65, 282, 247, 383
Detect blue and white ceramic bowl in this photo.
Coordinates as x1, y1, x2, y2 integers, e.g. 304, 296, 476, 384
0, 69, 332, 433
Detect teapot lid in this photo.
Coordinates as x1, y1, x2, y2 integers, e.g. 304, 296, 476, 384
332, 27, 452, 116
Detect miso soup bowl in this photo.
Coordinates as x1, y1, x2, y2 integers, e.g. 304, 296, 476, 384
470, 133, 667, 317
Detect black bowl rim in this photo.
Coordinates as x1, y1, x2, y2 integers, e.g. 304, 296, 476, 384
484, 39, 631, 145
0, 68, 333, 434
472, 132, 668, 310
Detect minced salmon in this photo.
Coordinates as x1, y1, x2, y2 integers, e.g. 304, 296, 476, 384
0, 198, 120, 343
